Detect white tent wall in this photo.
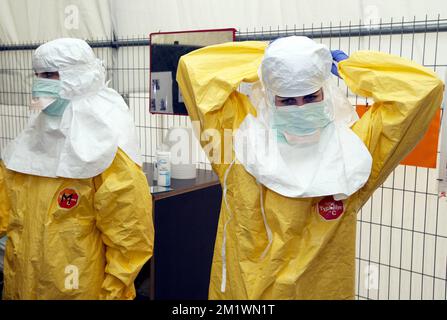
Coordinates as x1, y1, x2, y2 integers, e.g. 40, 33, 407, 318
1, 0, 447, 42
0, 0, 113, 43
0, 0, 447, 300
110, 0, 447, 37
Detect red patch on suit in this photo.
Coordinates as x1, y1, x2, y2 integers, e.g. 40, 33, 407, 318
58, 188, 79, 209
317, 196, 344, 220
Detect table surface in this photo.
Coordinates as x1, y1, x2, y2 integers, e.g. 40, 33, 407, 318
142, 163, 220, 200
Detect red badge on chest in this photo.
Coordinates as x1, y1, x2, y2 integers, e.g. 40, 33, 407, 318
58, 188, 79, 209
317, 196, 344, 220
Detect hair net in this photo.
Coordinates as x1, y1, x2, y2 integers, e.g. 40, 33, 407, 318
259, 36, 332, 97
32, 38, 106, 99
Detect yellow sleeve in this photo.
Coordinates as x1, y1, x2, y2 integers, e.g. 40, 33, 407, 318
0, 161, 11, 237
339, 51, 444, 206
93, 149, 154, 300
177, 41, 267, 176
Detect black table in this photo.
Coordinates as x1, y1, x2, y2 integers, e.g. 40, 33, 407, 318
135, 164, 222, 300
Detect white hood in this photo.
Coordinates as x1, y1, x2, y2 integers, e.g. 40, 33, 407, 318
2, 38, 142, 178
234, 36, 372, 199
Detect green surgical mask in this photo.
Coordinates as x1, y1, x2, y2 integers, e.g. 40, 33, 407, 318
271, 100, 332, 143
32, 78, 70, 116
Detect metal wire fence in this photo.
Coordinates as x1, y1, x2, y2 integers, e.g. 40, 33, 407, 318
0, 15, 446, 300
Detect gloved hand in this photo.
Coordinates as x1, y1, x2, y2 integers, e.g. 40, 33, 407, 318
331, 50, 349, 78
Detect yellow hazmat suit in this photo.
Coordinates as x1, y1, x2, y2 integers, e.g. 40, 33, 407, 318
0, 149, 153, 299
177, 41, 443, 299
0, 38, 154, 300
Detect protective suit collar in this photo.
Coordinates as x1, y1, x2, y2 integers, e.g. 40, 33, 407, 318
3, 87, 142, 179
2, 38, 142, 178
234, 79, 372, 199
234, 112, 372, 199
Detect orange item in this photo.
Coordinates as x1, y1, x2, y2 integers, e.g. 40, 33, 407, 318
356, 105, 441, 168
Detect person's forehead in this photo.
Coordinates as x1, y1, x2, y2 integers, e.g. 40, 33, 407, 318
276, 89, 323, 98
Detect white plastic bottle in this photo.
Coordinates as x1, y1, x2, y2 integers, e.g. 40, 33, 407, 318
156, 150, 171, 187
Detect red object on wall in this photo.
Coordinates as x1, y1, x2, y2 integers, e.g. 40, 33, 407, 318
356, 105, 441, 168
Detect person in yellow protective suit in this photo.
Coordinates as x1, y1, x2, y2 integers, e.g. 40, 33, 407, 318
0, 38, 154, 300
176, 36, 444, 299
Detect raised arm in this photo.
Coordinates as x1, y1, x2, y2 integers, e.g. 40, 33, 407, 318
339, 51, 444, 205
177, 41, 267, 171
